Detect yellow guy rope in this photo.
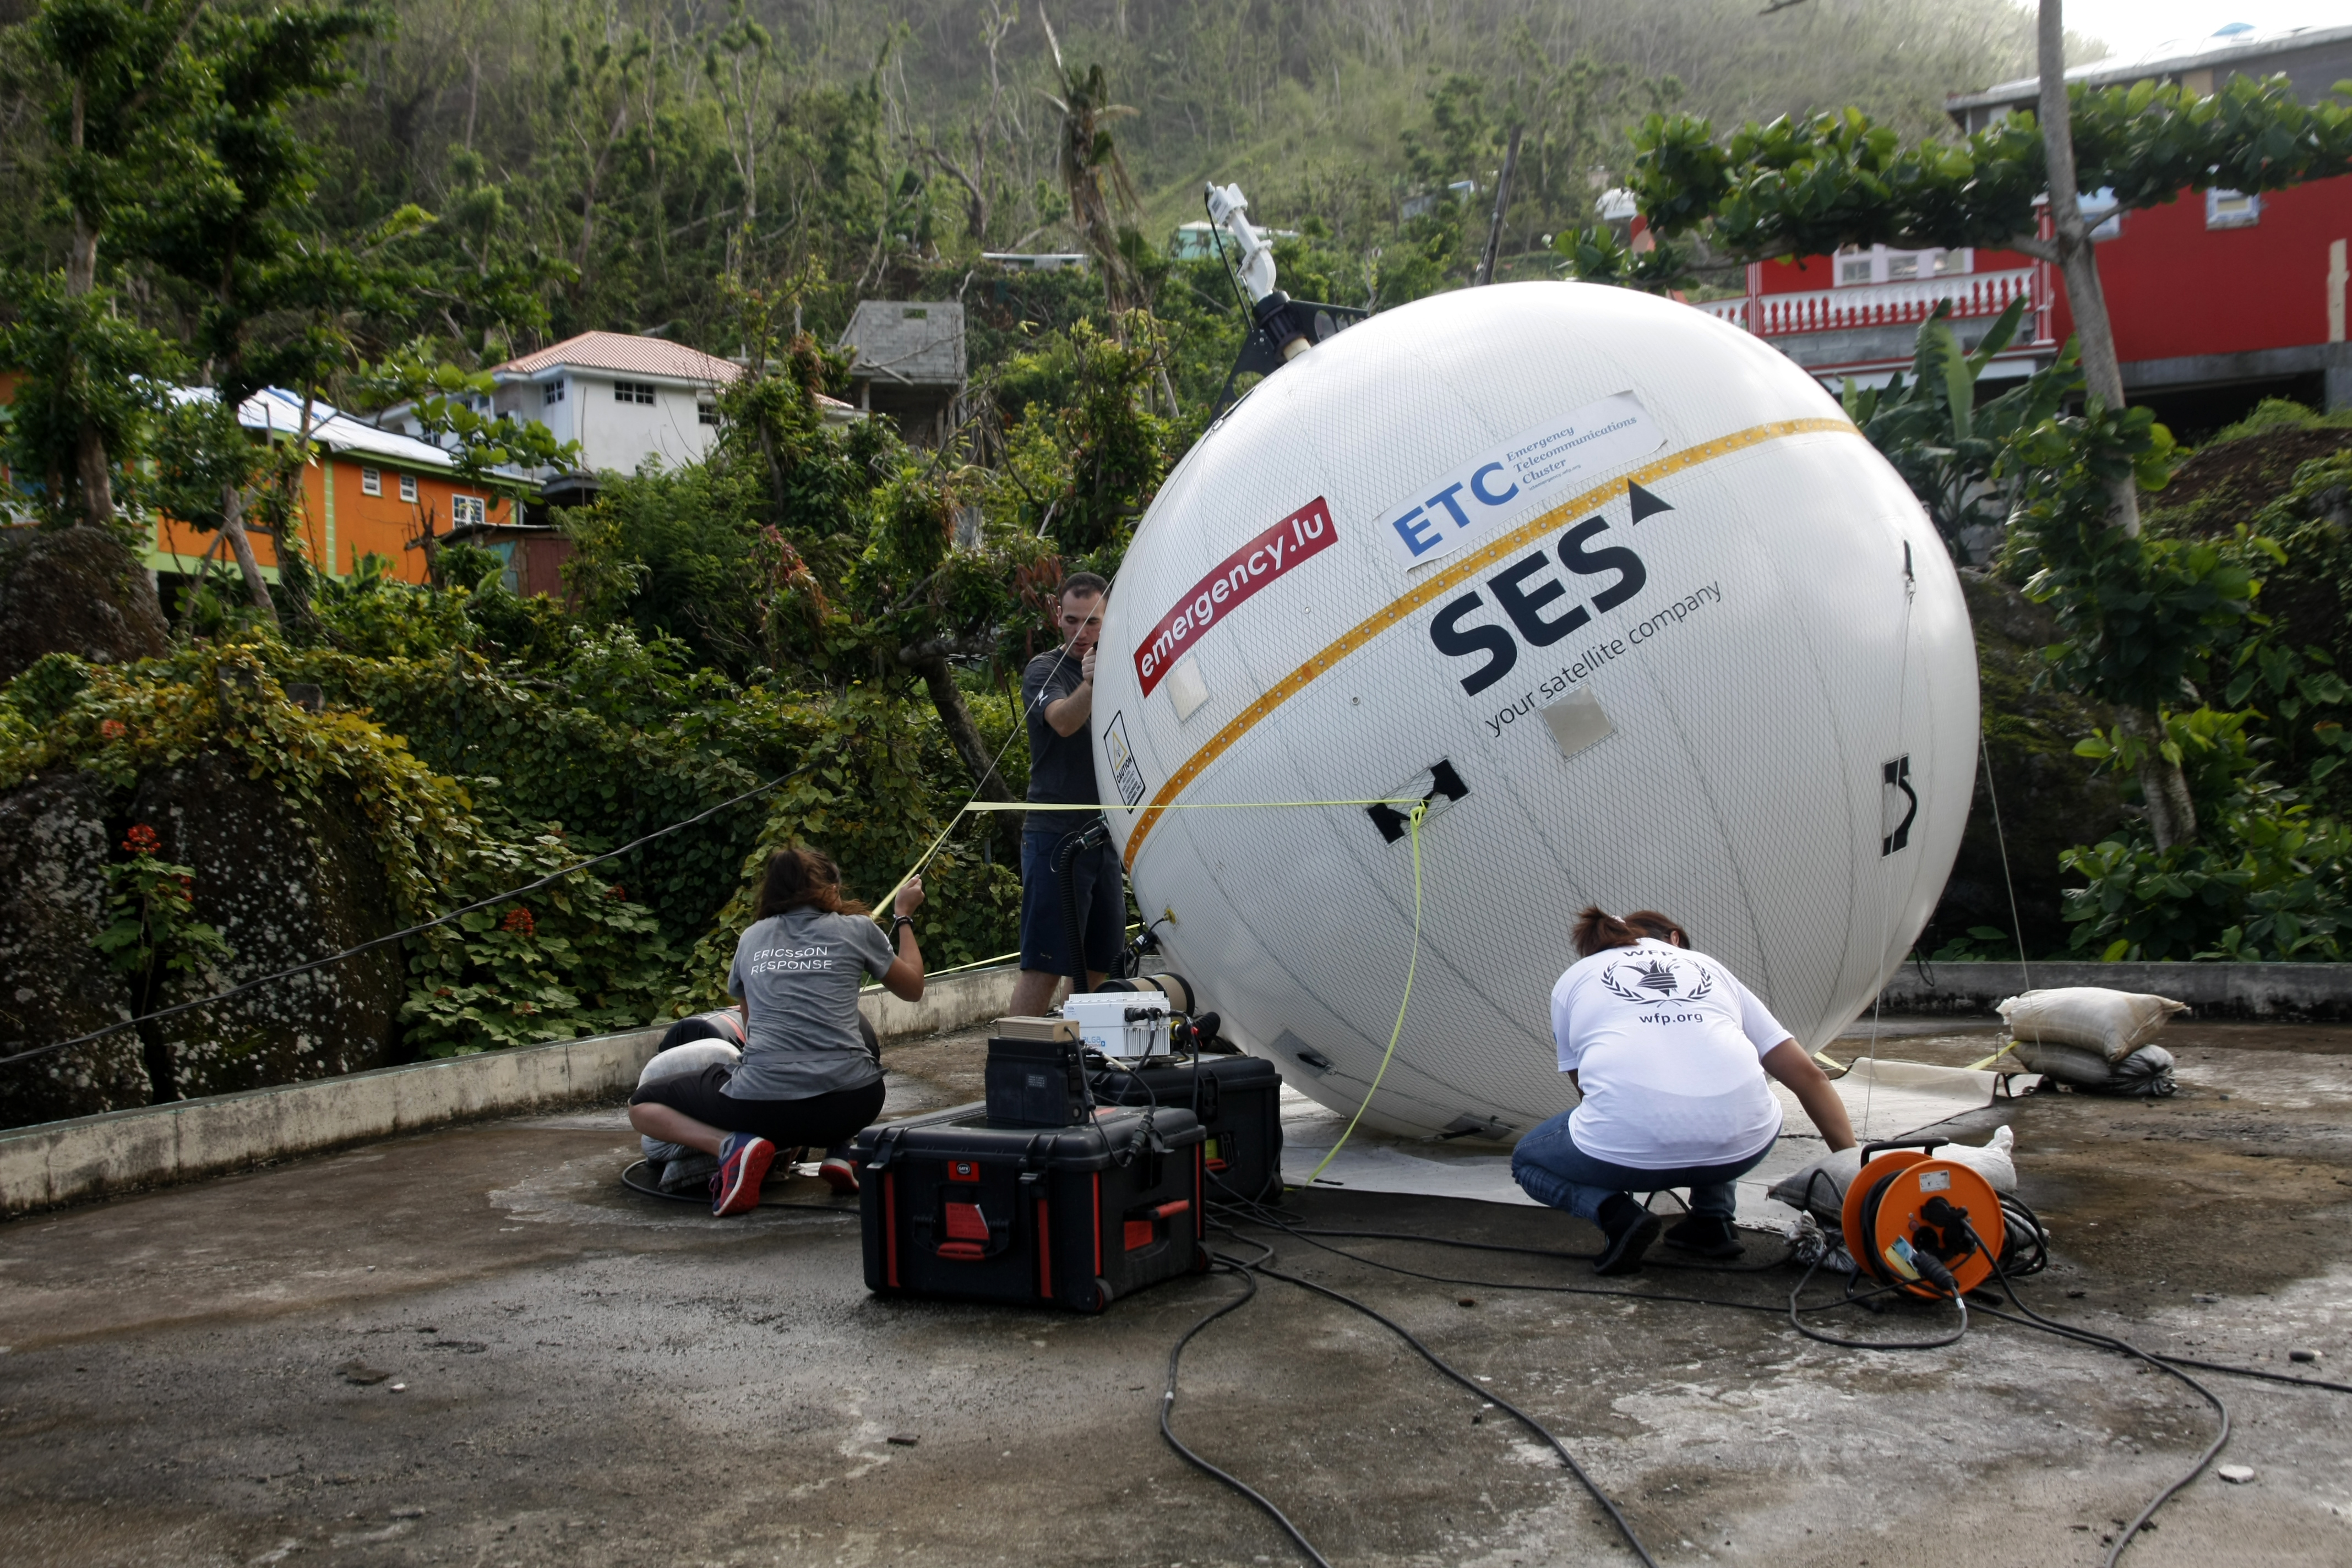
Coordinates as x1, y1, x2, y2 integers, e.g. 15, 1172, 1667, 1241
1966, 1039, 2022, 1072
1300, 799, 1428, 1189
873, 797, 1429, 918
873, 793, 1436, 1189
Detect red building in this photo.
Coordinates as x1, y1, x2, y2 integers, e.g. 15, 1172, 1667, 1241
1705, 24, 2352, 436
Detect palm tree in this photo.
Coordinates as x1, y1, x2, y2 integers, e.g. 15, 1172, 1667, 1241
1038, 12, 1140, 311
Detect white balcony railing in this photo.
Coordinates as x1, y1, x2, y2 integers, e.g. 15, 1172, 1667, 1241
1695, 268, 2040, 337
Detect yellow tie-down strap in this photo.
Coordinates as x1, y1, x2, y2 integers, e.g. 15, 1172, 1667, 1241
1119, 416, 1858, 870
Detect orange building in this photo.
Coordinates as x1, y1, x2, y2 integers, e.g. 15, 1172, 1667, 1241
149, 387, 523, 588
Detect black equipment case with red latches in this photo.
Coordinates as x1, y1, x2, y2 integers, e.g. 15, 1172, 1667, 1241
1087, 1055, 1284, 1206
850, 1104, 1207, 1313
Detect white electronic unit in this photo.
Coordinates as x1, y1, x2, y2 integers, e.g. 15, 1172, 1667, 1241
1060, 992, 1172, 1062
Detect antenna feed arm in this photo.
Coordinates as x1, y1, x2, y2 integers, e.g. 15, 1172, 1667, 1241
1204, 181, 1278, 302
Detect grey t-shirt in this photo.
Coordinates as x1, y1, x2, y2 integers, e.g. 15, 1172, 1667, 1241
1023, 647, 1099, 823
725, 908, 896, 1099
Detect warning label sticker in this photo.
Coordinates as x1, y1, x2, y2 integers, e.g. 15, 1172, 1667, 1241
1104, 711, 1146, 807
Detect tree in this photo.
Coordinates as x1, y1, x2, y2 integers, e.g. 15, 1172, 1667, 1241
704, 3, 775, 282
1838, 297, 2076, 563
123, 2, 400, 624
1566, 17, 2351, 846
12, 0, 205, 530
1038, 11, 1139, 312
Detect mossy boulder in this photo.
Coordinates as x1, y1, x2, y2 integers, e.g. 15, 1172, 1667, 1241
0, 769, 151, 1126
0, 526, 170, 685
1920, 574, 2126, 957
127, 755, 405, 1099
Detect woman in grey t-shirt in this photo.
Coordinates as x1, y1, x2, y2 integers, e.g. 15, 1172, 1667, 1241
630, 848, 925, 1215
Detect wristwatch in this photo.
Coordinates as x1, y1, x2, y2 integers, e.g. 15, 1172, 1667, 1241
892, 915, 917, 935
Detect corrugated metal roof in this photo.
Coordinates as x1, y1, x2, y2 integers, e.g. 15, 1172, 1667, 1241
492, 331, 745, 385
170, 386, 459, 469
837, 302, 967, 385
1950, 22, 2352, 111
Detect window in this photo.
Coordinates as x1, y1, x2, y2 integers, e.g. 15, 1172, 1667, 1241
1834, 245, 1970, 286
360, 466, 381, 497
543, 379, 567, 407
451, 494, 487, 529
398, 472, 418, 503
698, 401, 720, 427
614, 379, 656, 405
2206, 189, 2259, 230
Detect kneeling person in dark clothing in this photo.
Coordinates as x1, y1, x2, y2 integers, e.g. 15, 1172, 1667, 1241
630, 849, 924, 1215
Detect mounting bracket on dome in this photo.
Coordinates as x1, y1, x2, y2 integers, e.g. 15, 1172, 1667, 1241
1203, 181, 1369, 418
1366, 758, 1469, 843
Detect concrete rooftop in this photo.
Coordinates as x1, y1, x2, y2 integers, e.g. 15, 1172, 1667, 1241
3, 1020, 2350, 1566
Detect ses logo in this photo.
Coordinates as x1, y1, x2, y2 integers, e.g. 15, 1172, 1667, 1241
1430, 514, 1649, 695
1134, 497, 1337, 695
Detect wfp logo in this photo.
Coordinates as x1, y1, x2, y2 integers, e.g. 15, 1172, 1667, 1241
1600, 955, 1714, 1006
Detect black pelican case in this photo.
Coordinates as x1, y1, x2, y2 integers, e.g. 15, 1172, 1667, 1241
1087, 1055, 1286, 1206
850, 1103, 1207, 1313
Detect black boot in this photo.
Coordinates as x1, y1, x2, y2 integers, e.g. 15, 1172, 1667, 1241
1663, 1213, 1745, 1260
1592, 1194, 1661, 1276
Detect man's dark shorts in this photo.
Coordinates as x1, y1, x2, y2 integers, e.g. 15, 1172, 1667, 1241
1019, 824, 1125, 978
630, 1065, 885, 1151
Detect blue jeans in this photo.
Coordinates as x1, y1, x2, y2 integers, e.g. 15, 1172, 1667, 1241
1511, 1109, 1773, 1224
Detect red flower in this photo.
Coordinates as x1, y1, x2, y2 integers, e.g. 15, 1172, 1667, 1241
99, 719, 127, 740
605, 884, 626, 901
500, 907, 537, 937
123, 824, 161, 856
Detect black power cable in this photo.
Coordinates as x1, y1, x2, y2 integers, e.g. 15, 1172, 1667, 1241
1245, 1250, 1662, 1568
1964, 1218, 2229, 1568
0, 762, 815, 1070
1182, 1185, 2349, 1568
1159, 1239, 1337, 1568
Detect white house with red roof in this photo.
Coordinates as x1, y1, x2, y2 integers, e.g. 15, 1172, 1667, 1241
384, 330, 855, 505
488, 331, 742, 483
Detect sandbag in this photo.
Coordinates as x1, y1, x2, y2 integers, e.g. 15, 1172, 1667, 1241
2013, 1039, 2176, 1098
2006, 1038, 2114, 1086
1996, 987, 2186, 1063
1768, 1126, 2017, 1221
638, 1039, 742, 1163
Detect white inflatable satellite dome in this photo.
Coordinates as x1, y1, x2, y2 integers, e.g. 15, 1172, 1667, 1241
1093, 281, 1976, 1139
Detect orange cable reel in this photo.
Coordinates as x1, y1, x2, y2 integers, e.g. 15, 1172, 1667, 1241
1840, 1139, 2006, 1301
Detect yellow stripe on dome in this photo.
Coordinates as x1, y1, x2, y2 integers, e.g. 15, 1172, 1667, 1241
1118, 416, 1858, 871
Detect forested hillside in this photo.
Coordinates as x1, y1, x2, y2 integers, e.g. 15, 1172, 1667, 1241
1, 0, 2059, 368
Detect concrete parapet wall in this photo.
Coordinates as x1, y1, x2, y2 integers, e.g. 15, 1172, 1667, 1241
1, 963, 1020, 1218
859, 962, 1022, 1042
1879, 960, 2352, 1020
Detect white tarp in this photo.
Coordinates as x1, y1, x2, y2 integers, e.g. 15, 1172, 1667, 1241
1278, 1055, 2000, 1232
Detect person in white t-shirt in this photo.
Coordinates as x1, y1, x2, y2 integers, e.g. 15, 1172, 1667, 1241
1512, 906, 1855, 1275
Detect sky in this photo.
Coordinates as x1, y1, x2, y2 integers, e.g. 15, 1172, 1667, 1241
2055, 1, 2347, 64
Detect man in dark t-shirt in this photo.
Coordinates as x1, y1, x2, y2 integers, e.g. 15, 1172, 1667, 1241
1008, 573, 1123, 1014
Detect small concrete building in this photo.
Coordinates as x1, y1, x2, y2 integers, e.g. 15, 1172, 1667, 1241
837, 302, 967, 445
